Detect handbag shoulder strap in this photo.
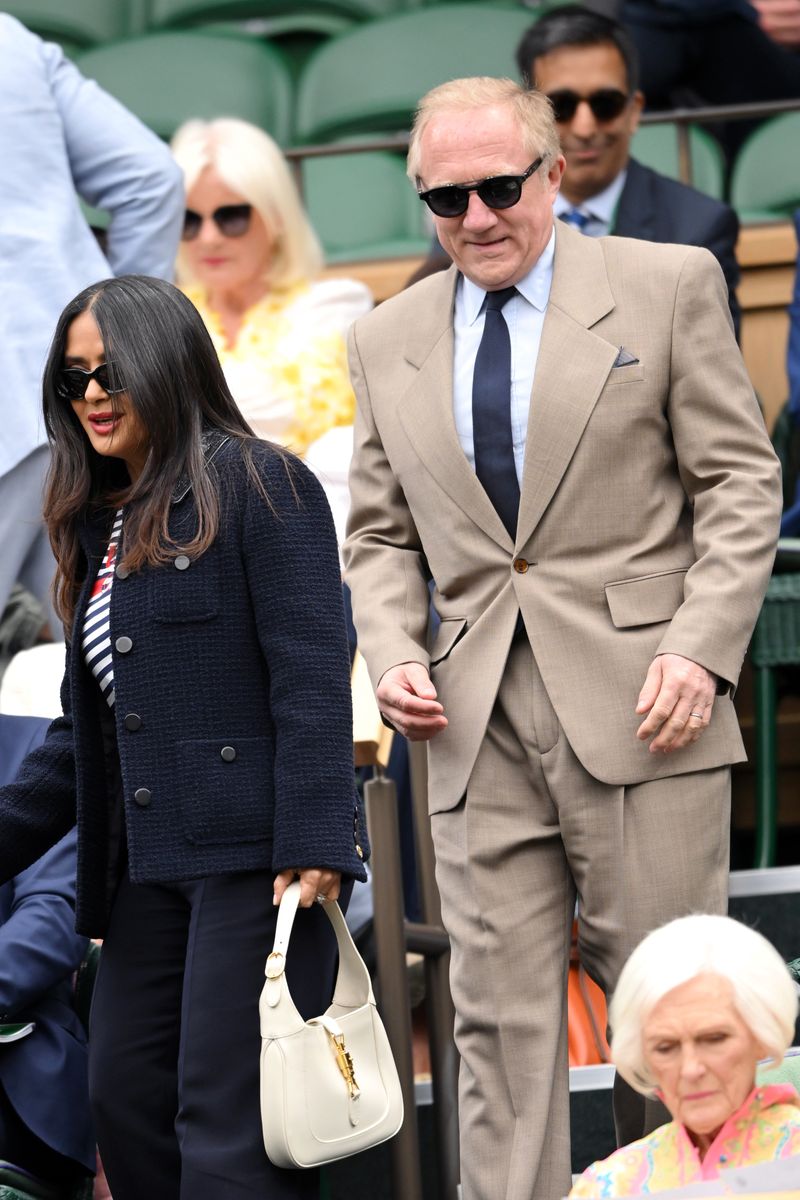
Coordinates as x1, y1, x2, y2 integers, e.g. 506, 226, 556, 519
264, 882, 375, 1010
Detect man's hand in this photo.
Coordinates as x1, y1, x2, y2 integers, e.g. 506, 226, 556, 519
377, 662, 448, 741
273, 868, 342, 908
635, 653, 717, 753
752, 0, 800, 47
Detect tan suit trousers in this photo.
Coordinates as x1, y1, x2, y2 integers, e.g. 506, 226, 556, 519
430, 636, 730, 1200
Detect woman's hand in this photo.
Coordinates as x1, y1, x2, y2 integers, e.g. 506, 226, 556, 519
273, 868, 342, 908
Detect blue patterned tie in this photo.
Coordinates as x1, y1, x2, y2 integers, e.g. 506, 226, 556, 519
472, 286, 519, 539
560, 208, 590, 232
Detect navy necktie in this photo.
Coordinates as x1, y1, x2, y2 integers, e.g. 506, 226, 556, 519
472, 285, 519, 539
560, 208, 590, 232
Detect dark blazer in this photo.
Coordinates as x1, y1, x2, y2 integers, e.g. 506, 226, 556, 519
0, 715, 94, 1172
613, 157, 741, 335
0, 435, 367, 935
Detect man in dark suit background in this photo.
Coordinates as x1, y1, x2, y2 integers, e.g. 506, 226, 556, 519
515, 4, 741, 333
0, 714, 94, 1187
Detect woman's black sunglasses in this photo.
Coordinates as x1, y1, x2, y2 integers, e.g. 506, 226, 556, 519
182, 203, 252, 241
546, 88, 630, 124
56, 363, 126, 402
418, 157, 544, 218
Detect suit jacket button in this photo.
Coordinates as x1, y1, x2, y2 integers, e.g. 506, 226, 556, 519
124, 713, 142, 731
220, 745, 236, 762
134, 787, 152, 807
115, 564, 130, 580
513, 557, 529, 574
115, 636, 133, 653
174, 555, 190, 571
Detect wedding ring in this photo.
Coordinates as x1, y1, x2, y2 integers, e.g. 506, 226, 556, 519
316, 893, 328, 903
690, 711, 704, 719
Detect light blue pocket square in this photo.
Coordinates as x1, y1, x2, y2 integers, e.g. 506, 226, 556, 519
613, 346, 640, 367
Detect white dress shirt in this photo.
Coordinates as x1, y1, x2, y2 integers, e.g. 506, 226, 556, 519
553, 169, 627, 238
453, 227, 555, 486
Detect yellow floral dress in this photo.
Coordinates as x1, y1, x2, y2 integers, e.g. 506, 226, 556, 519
569, 1085, 800, 1196
184, 282, 356, 458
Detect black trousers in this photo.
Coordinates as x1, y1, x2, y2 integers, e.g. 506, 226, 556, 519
89, 869, 348, 1200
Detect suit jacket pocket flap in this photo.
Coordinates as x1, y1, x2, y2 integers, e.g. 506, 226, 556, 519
605, 569, 689, 629
429, 618, 468, 666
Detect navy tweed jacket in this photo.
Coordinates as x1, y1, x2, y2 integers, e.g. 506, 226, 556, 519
0, 434, 367, 936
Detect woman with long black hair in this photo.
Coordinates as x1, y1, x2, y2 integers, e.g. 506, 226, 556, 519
0, 274, 367, 1199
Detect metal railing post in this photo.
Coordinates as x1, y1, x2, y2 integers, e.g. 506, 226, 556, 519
365, 769, 425, 1200
408, 742, 461, 1200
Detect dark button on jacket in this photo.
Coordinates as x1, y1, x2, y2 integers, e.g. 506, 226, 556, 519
124, 714, 142, 732
133, 788, 152, 807
220, 745, 236, 762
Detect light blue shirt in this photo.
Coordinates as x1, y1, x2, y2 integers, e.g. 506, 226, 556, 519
453, 227, 555, 486
553, 169, 627, 238
0, 15, 184, 477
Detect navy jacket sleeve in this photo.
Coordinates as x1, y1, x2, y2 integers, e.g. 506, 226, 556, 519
0, 663, 78, 884
237, 446, 368, 879
0, 828, 87, 1020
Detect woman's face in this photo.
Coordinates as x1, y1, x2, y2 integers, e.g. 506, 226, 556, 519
65, 309, 149, 482
642, 973, 766, 1144
183, 166, 275, 297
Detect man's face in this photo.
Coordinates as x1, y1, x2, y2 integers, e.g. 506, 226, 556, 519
417, 104, 564, 292
532, 42, 644, 205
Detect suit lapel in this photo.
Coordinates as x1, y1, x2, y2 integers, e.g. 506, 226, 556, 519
612, 158, 656, 240
398, 267, 514, 548
516, 223, 618, 548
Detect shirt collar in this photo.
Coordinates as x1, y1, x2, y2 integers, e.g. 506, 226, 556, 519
553, 167, 628, 228
460, 226, 556, 325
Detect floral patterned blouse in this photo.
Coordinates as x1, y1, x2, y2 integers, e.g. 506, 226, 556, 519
569, 1085, 800, 1196
183, 281, 359, 458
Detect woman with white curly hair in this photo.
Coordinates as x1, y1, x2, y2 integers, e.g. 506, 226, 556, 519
570, 913, 800, 1196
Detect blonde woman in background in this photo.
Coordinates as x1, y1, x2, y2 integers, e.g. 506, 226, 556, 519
171, 118, 372, 541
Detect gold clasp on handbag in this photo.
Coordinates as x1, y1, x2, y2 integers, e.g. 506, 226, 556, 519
327, 1030, 360, 1100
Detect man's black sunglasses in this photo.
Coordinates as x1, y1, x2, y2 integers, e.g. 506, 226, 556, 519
418, 157, 544, 218
56, 363, 126, 402
546, 88, 630, 124
182, 203, 252, 241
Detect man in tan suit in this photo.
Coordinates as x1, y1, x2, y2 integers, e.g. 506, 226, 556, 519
344, 77, 782, 1200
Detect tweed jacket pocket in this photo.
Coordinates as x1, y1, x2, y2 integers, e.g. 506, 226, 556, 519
177, 736, 274, 845
429, 617, 468, 667
604, 568, 690, 629
149, 550, 221, 624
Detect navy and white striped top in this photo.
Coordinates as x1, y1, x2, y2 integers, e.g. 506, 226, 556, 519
82, 509, 123, 708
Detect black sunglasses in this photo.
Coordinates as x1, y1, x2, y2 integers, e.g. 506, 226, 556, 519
418, 157, 544, 218
56, 363, 126, 402
182, 203, 252, 241
545, 88, 630, 124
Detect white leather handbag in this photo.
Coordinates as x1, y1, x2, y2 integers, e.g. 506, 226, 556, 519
259, 881, 404, 1168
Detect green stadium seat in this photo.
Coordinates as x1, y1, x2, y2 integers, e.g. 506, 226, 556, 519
302, 150, 430, 261
3, 1, 130, 49
729, 112, 800, 223
147, 0, 401, 32
630, 123, 726, 201
294, 4, 535, 143
75, 31, 293, 144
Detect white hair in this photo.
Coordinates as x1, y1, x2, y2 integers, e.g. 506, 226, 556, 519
170, 117, 323, 290
406, 76, 561, 184
610, 914, 798, 1095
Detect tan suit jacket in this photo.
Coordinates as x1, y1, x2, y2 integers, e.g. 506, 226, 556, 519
344, 222, 782, 812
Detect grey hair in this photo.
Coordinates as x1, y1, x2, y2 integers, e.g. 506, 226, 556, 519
610, 914, 798, 1096
406, 76, 561, 185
